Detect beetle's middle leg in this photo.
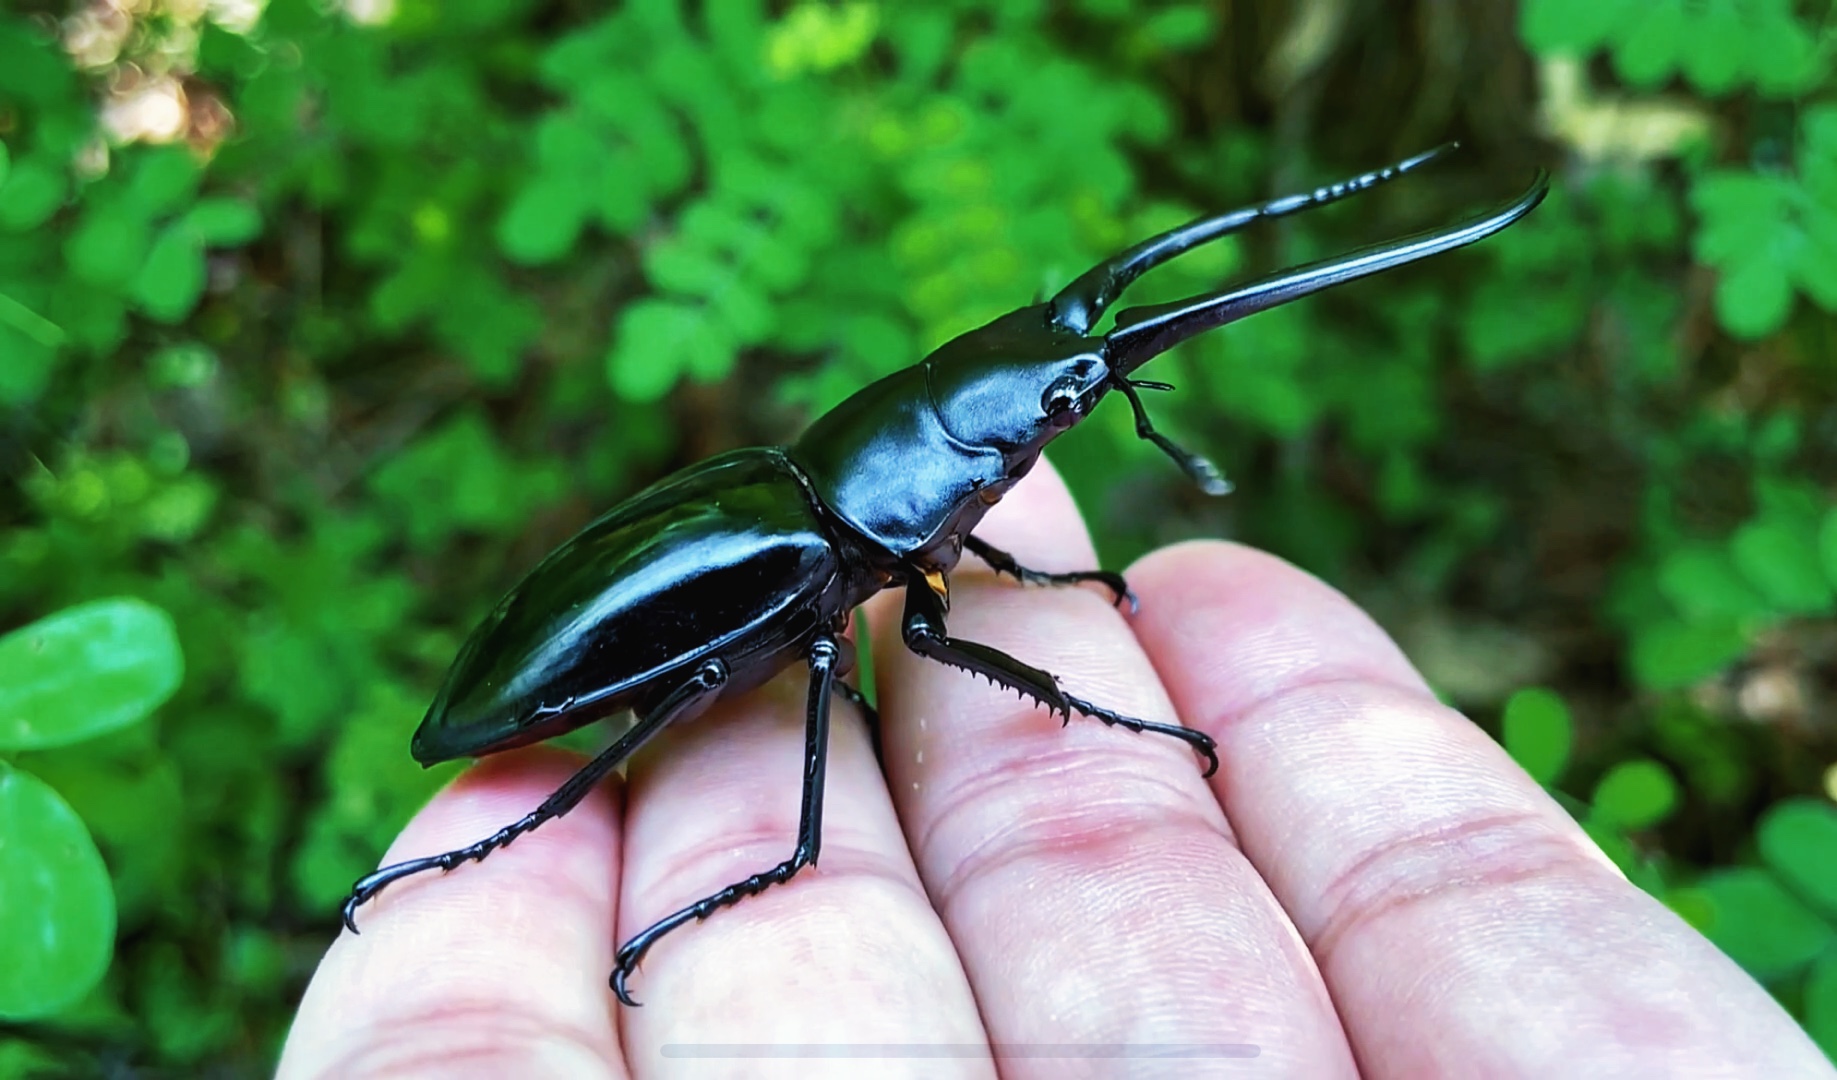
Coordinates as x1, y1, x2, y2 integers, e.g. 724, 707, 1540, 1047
609, 633, 845, 1006
899, 577, 1218, 777
340, 658, 729, 933
964, 534, 1138, 613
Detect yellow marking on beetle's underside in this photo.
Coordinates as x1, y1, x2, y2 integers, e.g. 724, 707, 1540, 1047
924, 568, 950, 611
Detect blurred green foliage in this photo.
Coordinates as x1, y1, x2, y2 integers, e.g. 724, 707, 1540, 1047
1, 0, 1835, 1070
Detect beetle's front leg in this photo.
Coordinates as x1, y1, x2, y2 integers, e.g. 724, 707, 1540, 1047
898, 577, 1217, 776
963, 534, 1138, 613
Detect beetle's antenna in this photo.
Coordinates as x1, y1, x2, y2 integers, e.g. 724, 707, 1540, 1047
1105, 171, 1550, 378
1115, 377, 1232, 494
1049, 143, 1459, 335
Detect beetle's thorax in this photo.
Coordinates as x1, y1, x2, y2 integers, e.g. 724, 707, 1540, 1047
787, 306, 1111, 573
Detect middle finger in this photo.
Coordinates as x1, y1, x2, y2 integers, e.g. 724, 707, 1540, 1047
872, 459, 1357, 1076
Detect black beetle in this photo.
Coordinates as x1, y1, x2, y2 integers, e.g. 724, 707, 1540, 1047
342, 144, 1548, 1005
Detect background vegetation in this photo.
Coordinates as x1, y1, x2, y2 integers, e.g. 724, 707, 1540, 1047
2, 0, 1835, 1071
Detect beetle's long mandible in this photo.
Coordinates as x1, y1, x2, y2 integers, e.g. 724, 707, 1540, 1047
1048, 145, 1550, 493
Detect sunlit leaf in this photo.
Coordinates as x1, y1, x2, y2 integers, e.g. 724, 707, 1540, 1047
0, 598, 182, 752
0, 763, 116, 1020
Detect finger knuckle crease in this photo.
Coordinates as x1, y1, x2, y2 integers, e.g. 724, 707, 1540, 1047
1308, 810, 1598, 965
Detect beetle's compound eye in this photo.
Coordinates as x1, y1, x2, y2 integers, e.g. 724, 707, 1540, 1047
1042, 374, 1081, 420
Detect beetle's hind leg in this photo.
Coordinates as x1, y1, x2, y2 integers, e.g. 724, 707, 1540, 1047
899, 577, 1217, 777
964, 534, 1138, 614
339, 658, 729, 934
609, 634, 846, 1007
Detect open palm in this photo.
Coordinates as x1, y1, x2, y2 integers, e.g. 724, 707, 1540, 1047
280, 459, 1829, 1079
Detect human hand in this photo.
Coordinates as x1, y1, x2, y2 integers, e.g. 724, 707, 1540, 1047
280, 459, 1832, 1078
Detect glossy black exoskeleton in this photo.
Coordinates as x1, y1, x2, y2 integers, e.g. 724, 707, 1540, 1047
342, 145, 1549, 1005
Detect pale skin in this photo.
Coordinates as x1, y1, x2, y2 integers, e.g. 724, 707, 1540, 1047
281, 459, 1833, 1079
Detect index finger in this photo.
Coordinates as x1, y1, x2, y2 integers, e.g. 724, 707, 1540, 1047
1127, 542, 1831, 1075
279, 748, 626, 1079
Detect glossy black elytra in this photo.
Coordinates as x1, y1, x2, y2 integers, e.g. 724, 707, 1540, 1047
342, 144, 1549, 1005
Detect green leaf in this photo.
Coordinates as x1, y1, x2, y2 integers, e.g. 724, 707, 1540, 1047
0, 762, 116, 1020
1519, 0, 1635, 53
0, 337, 55, 403
497, 174, 589, 265
605, 298, 731, 401
181, 199, 262, 246
0, 298, 61, 406
127, 147, 200, 216
1758, 799, 1837, 917
1749, 6, 1827, 97
1697, 867, 1834, 979
366, 410, 565, 549
0, 597, 183, 751
1714, 256, 1795, 339
1628, 616, 1750, 690
1807, 946, 1837, 1061
1501, 687, 1572, 785
1819, 508, 1837, 591
1590, 758, 1679, 830
433, 271, 541, 386
1612, 0, 1684, 87
1731, 518, 1834, 613
65, 204, 155, 289
0, 140, 9, 185
131, 225, 208, 323
644, 234, 734, 297
1656, 544, 1770, 621
0, 157, 66, 231
1677, 1, 1744, 94
1140, 5, 1215, 50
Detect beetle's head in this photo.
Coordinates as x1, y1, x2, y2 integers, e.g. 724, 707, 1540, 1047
924, 305, 1112, 464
